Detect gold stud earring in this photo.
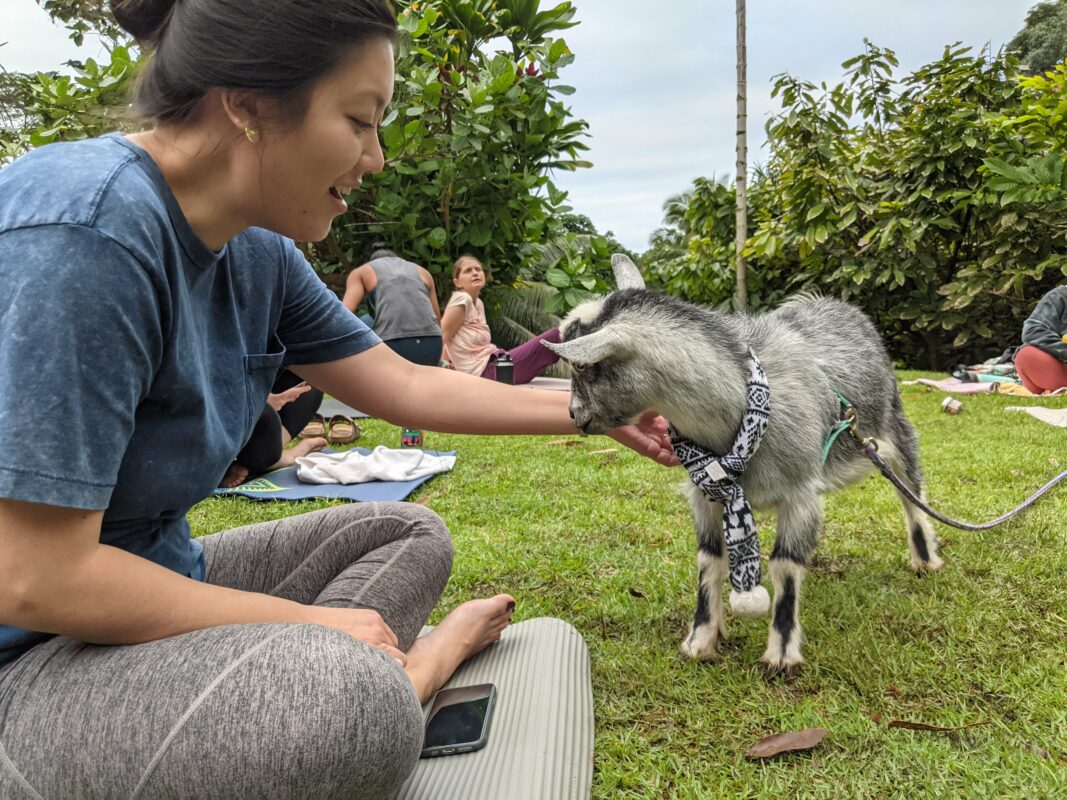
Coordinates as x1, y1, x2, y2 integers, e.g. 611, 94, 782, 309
244, 127, 259, 143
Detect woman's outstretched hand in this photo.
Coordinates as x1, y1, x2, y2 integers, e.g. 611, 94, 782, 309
607, 410, 679, 467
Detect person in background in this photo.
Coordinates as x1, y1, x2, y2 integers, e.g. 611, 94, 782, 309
220, 369, 327, 488
343, 247, 443, 366
1014, 285, 1067, 394
442, 254, 562, 383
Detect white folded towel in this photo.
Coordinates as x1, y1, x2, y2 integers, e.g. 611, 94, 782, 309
295, 447, 457, 484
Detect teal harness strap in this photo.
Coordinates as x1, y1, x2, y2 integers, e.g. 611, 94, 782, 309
821, 388, 854, 463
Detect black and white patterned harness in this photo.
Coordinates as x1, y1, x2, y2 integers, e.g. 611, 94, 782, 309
668, 350, 770, 597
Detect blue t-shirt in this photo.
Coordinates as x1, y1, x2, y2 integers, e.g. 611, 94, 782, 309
0, 134, 381, 667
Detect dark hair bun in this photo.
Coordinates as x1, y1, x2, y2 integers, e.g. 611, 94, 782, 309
110, 0, 178, 45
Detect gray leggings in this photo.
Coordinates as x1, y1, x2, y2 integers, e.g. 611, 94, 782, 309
0, 503, 453, 800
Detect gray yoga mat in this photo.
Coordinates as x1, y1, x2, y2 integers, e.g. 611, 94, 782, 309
390, 617, 593, 800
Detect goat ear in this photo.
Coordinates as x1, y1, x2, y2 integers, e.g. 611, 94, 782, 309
611, 253, 645, 290
542, 326, 626, 366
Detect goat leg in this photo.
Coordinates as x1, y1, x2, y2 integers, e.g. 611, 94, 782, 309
761, 495, 821, 676
880, 419, 944, 573
680, 489, 728, 661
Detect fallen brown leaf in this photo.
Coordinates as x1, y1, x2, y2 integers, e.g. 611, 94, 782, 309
745, 727, 828, 759
627, 587, 645, 598
888, 720, 989, 733
546, 439, 583, 447
868, 711, 883, 724
588, 448, 619, 455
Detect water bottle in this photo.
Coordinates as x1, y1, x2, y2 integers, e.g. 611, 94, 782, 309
494, 352, 514, 384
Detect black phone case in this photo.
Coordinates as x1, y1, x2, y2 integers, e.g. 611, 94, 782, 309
419, 684, 497, 758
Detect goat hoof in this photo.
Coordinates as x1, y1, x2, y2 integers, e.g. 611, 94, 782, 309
768, 664, 801, 681
759, 648, 804, 679
760, 657, 803, 680
910, 554, 945, 575
680, 631, 721, 662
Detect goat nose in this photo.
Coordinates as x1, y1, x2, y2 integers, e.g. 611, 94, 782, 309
568, 407, 575, 420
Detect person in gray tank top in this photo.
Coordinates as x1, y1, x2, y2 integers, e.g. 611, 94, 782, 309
343, 248, 444, 365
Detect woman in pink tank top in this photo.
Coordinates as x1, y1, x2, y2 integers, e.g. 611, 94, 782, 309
441, 255, 561, 384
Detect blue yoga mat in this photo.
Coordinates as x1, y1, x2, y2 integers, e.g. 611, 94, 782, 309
214, 447, 457, 502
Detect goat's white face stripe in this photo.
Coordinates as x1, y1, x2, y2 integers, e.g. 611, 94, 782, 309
561, 297, 607, 334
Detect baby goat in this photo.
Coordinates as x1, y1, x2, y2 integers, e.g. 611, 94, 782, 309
544, 255, 942, 674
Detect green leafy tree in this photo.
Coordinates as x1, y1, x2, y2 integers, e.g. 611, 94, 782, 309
1, 46, 140, 161
1008, 0, 1067, 75
1, 3, 137, 161
301, 0, 602, 320
645, 42, 1067, 368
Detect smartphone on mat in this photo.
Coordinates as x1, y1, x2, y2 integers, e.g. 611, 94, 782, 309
419, 683, 497, 758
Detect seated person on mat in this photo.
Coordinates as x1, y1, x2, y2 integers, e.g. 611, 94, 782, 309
342, 247, 443, 366
219, 369, 327, 488
442, 255, 562, 383
0, 3, 678, 797
1015, 285, 1067, 395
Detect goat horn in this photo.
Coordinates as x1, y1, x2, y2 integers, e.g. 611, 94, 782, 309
611, 253, 646, 291
542, 326, 623, 366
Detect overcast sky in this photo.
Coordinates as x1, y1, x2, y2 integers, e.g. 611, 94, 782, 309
1, 0, 1039, 251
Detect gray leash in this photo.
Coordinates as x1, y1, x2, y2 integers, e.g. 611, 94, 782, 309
860, 442, 1067, 531
827, 386, 1066, 530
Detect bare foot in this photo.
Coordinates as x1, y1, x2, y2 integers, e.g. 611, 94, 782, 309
404, 594, 515, 703
271, 436, 327, 469
220, 463, 249, 488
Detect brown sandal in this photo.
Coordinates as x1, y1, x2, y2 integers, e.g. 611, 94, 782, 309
326, 414, 361, 444
299, 413, 327, 438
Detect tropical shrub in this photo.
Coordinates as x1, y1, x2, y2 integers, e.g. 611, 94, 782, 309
645, 42, 1067, 368
305, 0, 605, 315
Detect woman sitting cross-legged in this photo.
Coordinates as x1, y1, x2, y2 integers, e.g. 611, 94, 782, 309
1014, 285, 1067, 395
0, 2, 677, 798
442, 254, 563, 383
220, 369, 328, 488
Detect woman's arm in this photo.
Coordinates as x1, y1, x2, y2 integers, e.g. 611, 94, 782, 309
440, 304, 465, 348
292, 345, 678, 464
0, 498, 406, 662
420, 267, 443, 321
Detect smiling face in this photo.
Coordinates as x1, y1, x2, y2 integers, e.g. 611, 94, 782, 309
250, 38, 395, 242
452, 257, 486, 296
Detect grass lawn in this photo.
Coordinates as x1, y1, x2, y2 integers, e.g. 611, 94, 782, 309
188, 372, 1066, 799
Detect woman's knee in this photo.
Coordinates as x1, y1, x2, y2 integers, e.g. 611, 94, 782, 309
1015, 344, 1067, 392
400, 502, 454, 578
203, 626, 424, 799
347, 501, 453, 564
292, 627, 424, 796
